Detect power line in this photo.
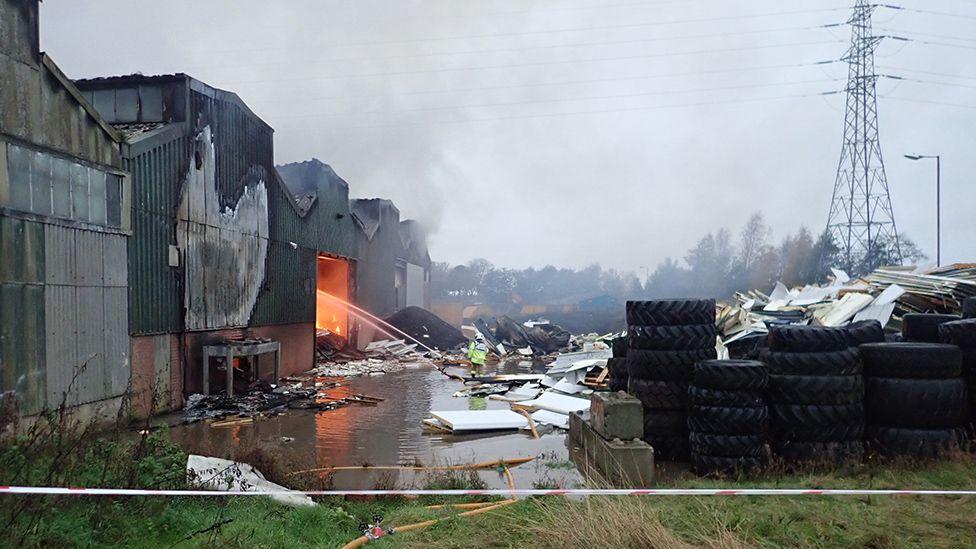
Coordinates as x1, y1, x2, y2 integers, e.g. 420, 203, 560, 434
224, 40, 843, 86
880, 74, 976, 91
203, 6, 850, 55
271, 78, 843, 120
278, 90, 842, 131
876, 4, 976, 21
884, 34, 976, 52
247, 59, 841, 106
881, 95, 976, 109
878, 28, 976, 45
877, 65, 976, 82
192, 23, 838, 73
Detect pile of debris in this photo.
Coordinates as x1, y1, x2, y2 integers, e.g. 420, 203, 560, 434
425, 347, 614, 435
469, 315, 612, 358
182, 378, 384, 425
312, 339, 433, 377
385, 306, 468, 350
718, 264, 976, 357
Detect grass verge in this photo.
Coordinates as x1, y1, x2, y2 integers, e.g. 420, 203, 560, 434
4, 416, 976, 548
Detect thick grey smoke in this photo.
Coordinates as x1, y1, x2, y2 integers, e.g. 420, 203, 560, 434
41, 0, 976, 271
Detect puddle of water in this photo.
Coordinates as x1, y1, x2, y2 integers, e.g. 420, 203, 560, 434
170, 361, 581, 490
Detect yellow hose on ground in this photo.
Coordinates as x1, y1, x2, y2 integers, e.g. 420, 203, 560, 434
339, 466, 520, 548
288, 457, 535, 476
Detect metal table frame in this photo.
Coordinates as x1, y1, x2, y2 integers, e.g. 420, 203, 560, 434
202, 341, 281, 396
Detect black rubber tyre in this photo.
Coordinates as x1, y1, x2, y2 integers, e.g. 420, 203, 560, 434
903, 313, 962, 343
627, 349, 717, 381
689, 432, 767, 457
939, 319, 976, 348
628, 378, 687, 409
868, 426, 968, 459
627, 348, 715, 381
845, 320, 886, 346
769, 403, 864, 428
688, 386, 764, 407
865, 377, 968, 428
645, 434, 690, 461
688, 405, 768, 435
611, 337, 629, 358
859, 343, 962, 379
771, 423, 864, 443
772, 440, 864, 462
768, 325, 849, 353
626, 299, 715, 326
767, 374, 864, 405
609, 377, 628, 392
607, 357, 627, 377
964, 297, 976, 320
691, 453, 767, 477
628, 324, 717, 351
644, 410, 687, 437
761, 349, 861, 376
692, 360, 767, 391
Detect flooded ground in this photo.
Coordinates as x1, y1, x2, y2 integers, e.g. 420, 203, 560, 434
169, 360, 583, 491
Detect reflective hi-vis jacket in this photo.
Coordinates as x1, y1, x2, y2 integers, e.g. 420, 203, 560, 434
468, 341, 488, 365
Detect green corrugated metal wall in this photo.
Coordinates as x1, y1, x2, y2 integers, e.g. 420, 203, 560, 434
124, 84, 361, 333
124, 135, 186, 335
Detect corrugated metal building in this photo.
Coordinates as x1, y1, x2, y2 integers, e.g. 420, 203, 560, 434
0, 0, 130, 420
71, 74, 320, 414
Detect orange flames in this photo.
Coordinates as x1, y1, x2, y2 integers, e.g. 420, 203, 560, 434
316, 256, 351, 338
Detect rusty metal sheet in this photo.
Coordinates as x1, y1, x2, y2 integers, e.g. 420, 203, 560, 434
43, 283, 76, 407
43, 223, 75, 285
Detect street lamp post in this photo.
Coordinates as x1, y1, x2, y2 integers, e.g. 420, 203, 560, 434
904, 154, 941, 267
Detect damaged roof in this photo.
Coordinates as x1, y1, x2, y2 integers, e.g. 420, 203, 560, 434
350, 198, 399, 241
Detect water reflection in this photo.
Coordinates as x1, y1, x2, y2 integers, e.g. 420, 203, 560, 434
170, 360, 580, 490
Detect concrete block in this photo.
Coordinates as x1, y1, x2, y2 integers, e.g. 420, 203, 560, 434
590, 391, 643, 441
569, 411, 654, 487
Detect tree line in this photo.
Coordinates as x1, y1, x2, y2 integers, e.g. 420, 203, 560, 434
431, 212, 925, 306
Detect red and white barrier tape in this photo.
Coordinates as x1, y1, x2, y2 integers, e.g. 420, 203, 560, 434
1, 486, 975, 497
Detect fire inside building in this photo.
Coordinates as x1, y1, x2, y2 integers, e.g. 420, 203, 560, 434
0, 0, 431, 421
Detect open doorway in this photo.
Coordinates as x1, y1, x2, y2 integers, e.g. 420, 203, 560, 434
316, 255, 352, 341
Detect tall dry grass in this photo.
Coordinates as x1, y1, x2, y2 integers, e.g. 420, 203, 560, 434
521, 497, 754, 549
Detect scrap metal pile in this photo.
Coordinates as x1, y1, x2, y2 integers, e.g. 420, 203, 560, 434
425, 345, 618, 435
718, 264, 976, 357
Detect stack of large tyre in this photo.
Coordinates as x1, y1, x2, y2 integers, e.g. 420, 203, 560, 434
964, 298, 976, 320
626, 299, 717, 461
861, 342, 968, 458
902, 313, 961, 343
608, 337, 629, 393
940, 318, 976, 434
762, 325, 865, 462
687, 360, 769, 475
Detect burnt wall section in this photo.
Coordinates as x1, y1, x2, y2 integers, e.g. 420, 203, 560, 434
351, 199, 403, 318
176, 126, 269, 331
399, 220, 431, 309
274, 159, 356, 258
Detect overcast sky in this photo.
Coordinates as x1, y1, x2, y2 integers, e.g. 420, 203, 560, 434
41, 0, 976, 272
